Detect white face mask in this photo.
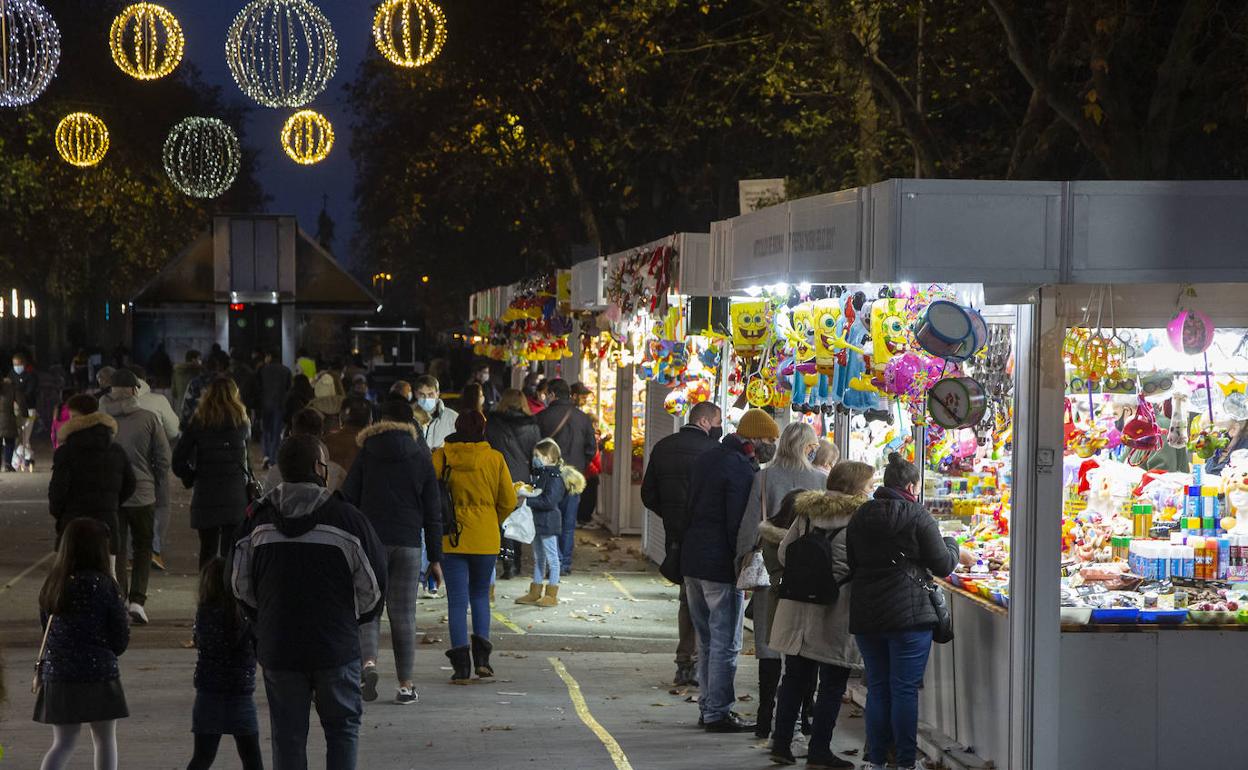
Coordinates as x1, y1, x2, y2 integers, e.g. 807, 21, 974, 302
417, 397, 438, 413
11, 365, 23, 375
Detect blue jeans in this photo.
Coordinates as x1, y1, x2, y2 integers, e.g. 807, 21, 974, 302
855, 630, 933, 768
532, 534, 561, 585
684, 577, 745, 723
263, 660, 362, 770
773, 656, 851, 760
443, 553, 494, 647
559, 494, 579, 572
262, 408, 284, 462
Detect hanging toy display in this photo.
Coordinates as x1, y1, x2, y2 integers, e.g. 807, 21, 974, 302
730, 300, 769, 361
1167, 287, 1214, 355
914, 300, 987, 362
870, 297, 909, 376
927, 376, 989, 429
1121, 396, 1164, 467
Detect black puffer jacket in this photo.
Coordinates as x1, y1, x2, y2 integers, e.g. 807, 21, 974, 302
680, 434, 758, 584
341, 421, 442, 556
535, 399, 597, 473
40, 570, 129, 684
49, 413, 136, 552
172, 419, 251, 530
641, 425, 718, 544
485, 409, 541, 483
846, 487, 960, 635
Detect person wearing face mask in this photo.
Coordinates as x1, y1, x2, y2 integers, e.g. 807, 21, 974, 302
521, 372, 546, 415
734, 420, 828, 739
11, 351, 38, 470
680, 407, 778, 733
469, 362, 500, 413
640, 401, 722, 687
413, 375, 458, 450
514, 439, 584, 608
485, 389, 541, 579
387, 380, 414, 406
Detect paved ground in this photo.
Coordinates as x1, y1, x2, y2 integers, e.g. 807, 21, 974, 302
0, 462, 867, 769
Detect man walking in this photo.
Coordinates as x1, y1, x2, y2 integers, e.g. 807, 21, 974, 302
680, 408, 779, 733
258, 350, 293, 468
535, 379, 596, 574
130, 366, 180, 572
100, 368, 172, 625
231, 434, 387, 770
640, 401, 722, 687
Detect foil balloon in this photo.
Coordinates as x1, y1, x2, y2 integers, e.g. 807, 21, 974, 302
1167, 308, 1214, 355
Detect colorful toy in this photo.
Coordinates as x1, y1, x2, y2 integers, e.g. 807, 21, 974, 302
870, 297, 909, 374
1167, 307, 1214, 355
1121, 396, 1163, 467
730, 300, 769, 360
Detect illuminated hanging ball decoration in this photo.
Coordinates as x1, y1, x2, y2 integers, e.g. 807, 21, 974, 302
55, 112, 109, 167
162, 117, 241, 199
280, 109, 334, 165
0, 0, 61, 108
109, 3, 185, 80
226, 0, 338, 108
373, 0, 446, 68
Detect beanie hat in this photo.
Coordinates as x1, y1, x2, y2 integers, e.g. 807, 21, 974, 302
736, 408, 780, 440
455, 410, 487, 441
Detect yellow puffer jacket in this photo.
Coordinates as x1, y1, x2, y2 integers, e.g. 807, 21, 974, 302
433, 439, 518, 555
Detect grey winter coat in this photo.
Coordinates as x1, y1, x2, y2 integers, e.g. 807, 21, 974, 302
770, 491, 865, 670
101, 391, 171, 508
735, 464, 828, 568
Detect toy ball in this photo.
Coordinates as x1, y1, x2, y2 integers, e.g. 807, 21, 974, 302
1221, 517, 1237, 532
1167, 308, 1214, 355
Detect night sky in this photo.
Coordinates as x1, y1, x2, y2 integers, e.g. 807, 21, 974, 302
178, 1, 371, 267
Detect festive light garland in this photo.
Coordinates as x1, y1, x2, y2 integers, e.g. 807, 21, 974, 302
226, 0, 338, 108
280, 109, 334, 165
55, 112, 109, 167
373, 0, 446, 69
109, 2, 184, 80
162, 117, 240, 199
0, 0, 61, 108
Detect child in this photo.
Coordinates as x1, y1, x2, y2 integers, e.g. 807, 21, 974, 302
188, 558, 263, 770
515, 439, 585, 608
34, 517, 130, 770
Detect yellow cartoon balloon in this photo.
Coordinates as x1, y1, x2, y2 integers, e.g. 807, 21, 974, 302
811, 299, 843, 375
731, 300, 769, 359
871, 298, 909, 373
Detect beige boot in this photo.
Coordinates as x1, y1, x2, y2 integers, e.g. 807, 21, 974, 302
515, 582, 543, 605
536, 584, 560, 607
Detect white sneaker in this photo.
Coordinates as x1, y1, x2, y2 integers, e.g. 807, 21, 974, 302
395, 686, 419, 705
128, 603, 149, 625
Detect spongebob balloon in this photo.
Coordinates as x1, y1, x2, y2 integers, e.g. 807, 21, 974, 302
731, 300, 769, 360
870, 298, 909, 375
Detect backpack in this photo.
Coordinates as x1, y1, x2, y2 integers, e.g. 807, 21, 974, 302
313, 373, 338, 401
778, 520, 848, 605
438, 457, 462, 548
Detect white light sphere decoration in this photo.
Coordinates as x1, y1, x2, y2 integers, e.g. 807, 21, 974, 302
0, 0, 62, 108
163, 117, 241, 199
225, 0, 338, 109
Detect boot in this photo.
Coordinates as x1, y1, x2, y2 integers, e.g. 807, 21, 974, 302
536, 583, 560, 607
446, 647, 472, 684
500, 560, 514, 580
515, 582, 543, 605
755, 658, 782, 739
471, 634, 494, 678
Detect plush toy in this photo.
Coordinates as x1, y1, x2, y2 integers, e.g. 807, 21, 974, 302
730, 300, 769, 360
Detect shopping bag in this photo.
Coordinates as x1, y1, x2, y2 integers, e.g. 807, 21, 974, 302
502, 501, 536, 544
735, 549, 771, 591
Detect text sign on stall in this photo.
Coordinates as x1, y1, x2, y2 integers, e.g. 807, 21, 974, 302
788, 189, 863, 283
730, 203, 790, 291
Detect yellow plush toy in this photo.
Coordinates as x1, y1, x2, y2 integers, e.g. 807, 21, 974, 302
731, 300, 769, 360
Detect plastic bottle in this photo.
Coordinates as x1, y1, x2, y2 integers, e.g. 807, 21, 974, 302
1183, 544, 1195, 580
1218, 536, 1231, 581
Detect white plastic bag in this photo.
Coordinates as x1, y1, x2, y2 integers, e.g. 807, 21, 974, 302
502, 501, 536, 544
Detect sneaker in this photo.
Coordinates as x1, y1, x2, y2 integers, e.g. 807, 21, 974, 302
151, 553, 166, 572
128, 603, 149, 625
361, 664, 379, 702
394, 686, 419, 705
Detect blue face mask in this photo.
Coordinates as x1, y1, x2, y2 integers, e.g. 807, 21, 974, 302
12, 365, 23, 375
417, 397, 437, 413
531, 457, 545, 471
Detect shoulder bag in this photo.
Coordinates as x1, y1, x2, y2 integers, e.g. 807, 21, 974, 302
438, 457, 462, 548
891, 550, 953, 644
32, 615, 54, 694
735, 471, 771, 591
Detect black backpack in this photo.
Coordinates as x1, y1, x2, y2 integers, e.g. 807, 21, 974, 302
438, 458, 462, 548
778, 521, 848, 605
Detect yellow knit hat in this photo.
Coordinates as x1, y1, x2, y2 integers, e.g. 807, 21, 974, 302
736, 408, 780, 440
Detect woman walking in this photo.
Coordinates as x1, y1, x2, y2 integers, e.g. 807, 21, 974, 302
848, 453, 961, 770
735, 421, 827, 739
485, 389, 541, 579
768, 461, 874, 768
48, 395, 135, 559
432, 411, 517, 683
34, 518, 130, 770
172, 378, 252, 569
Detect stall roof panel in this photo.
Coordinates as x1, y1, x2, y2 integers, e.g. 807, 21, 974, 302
729, 203, 790, 291
788, 188, 864, 284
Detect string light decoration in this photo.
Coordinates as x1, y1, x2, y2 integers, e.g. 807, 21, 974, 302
55, 112, 109, 167
0, 0, 61, 108
162, 117, 240, 199
373, 0, 446, 68
109, 3, 184, 80
226, 0, 337, 108
280, 109, 334, 165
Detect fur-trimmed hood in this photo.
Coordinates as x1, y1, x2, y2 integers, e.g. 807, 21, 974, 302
794, 490, 865, 529
560, 464, 587, 495
58, 411, 118, 443
355, 420, 420, 447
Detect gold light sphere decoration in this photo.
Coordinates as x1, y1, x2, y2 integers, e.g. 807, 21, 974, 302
109, 3, 184, 80
280, 109, 334, 165
373, 0, 446, 68
54, 112, 109, 167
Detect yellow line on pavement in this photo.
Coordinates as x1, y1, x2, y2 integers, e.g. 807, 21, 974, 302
549, 657, 634, 770
0, 552, 53, 595
492, 609, 525, 634
602, 572, 638, 602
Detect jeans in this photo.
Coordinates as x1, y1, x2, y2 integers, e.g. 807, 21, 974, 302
773, 655, 851, 760
115, 505, 154, 605
262, 408, 284, 462
558, 493, 580, 572
360, 545, 421, 682
532, 535, 561, 585
684, 577, 745, 723
263, 660, 363, 770
443, 553, 495, 647
151, 477, 171, 555
856, 630, 933, 768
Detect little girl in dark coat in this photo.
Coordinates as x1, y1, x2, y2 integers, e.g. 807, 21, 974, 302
515, 439, 584, 609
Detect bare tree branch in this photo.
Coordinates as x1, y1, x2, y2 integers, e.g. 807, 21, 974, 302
1146, 0, 1218, 174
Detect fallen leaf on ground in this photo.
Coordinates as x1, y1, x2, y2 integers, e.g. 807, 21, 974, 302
737, 694, 753, 702
481, 725, 514, 732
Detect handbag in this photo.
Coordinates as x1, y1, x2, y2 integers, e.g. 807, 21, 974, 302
242, 463, 264, 504
31, 615, 54, 695
735, 471, 771, 591
892, 551, 954, 644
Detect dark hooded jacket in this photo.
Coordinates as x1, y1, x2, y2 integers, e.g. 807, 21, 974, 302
846, 486, 960, 635
48, 412, 136, 552
535, 398, 597, 473
640, 425, 719, 545
230, 483, 387, 672
172, 418, 251, 530
679, 434, 759, 584
527, 464, 567, 537
342, 421, 442, 556
485, 408, 541, 483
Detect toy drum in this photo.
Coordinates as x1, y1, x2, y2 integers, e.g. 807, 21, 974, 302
928, 376, 989, 429
954, 307, 988, 361
915, 301, 973, 359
